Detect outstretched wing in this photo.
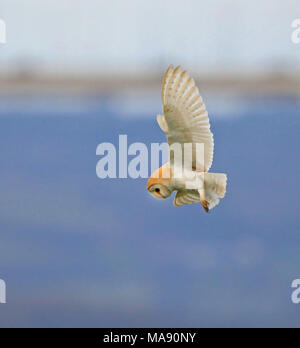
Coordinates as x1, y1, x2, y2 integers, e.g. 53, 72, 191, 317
157, 65, 214, 172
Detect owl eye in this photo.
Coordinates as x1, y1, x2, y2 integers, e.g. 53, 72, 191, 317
155, 188, 160, 193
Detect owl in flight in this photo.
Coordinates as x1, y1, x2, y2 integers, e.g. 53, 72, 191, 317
147, 66, 227, 212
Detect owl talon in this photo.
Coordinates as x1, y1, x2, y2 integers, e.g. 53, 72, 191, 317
201, 200, 209, 213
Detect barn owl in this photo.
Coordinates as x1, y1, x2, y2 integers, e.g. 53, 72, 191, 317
147, 65, 227, 212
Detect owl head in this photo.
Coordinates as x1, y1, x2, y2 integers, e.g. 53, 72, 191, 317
147, 163, 173, 200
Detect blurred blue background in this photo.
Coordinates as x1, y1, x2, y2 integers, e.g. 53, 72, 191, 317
0, 0, 300, 327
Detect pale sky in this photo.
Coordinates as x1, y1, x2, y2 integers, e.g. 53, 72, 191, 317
0, 0, 299, 75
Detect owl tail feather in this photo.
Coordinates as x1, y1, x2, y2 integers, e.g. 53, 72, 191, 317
199, 173, 227, 212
